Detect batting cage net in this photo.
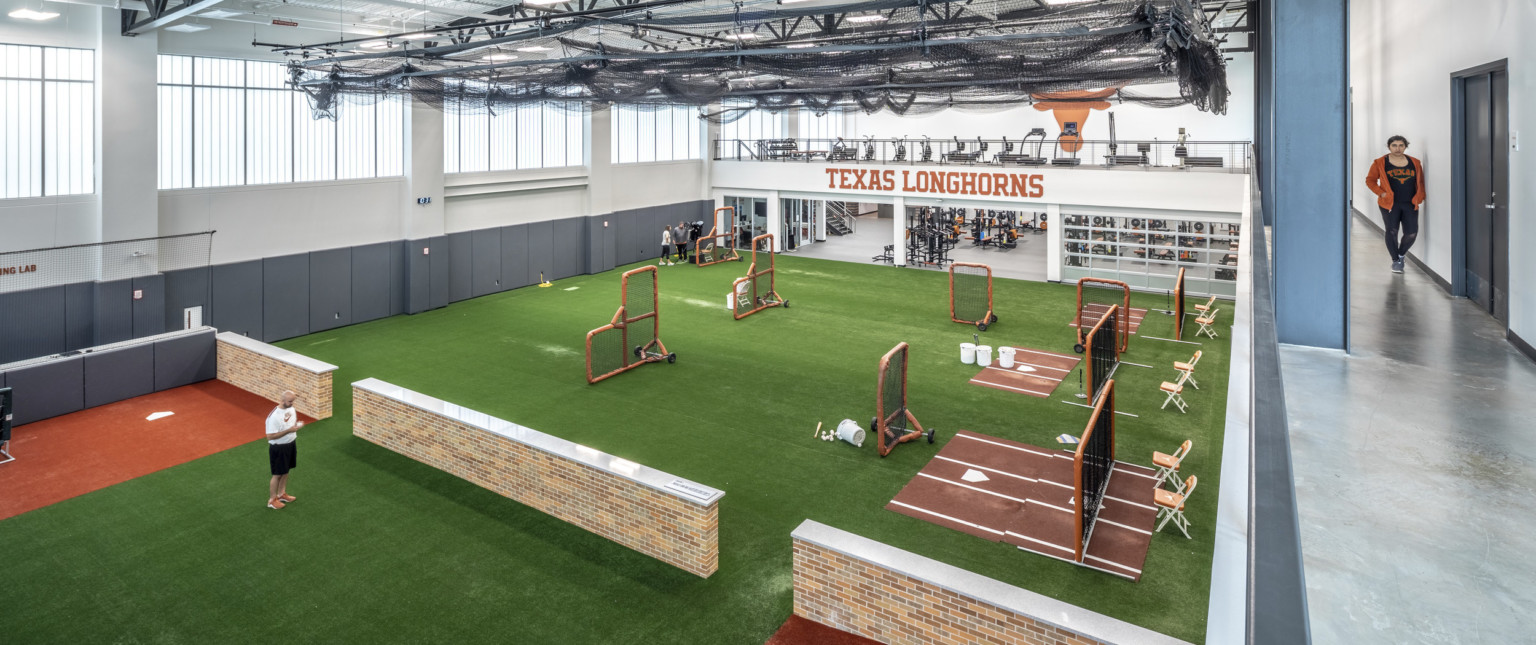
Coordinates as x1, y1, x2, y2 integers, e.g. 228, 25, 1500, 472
731, 234, 787, 320
1076, 278, 1131, 353
1084, 305, 1121, 403
1074, 378, 1117, 563
949, 262, 996, 331
875, 342, 932, 457
1173, 267, 1187, 340
694, 207, 742, 267
0, 386, 12, 463
585, 266, 674, 384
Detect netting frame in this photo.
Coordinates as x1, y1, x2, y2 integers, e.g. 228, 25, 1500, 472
584, 266, 674, 384
949, 262, 996, 331
874, 342, 930, 457
1084, 305, 1121, 403
1076, 278, 1132, 353
730, 234, 788, 320
0, 386, 12, 464
1073, 378, 1117, 563
1173, 267, 1187, 340
694, 207, 742, 267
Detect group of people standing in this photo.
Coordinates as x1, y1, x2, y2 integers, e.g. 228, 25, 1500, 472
660, 221, 699, 266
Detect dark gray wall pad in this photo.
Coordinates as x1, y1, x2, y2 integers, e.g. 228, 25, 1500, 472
82, 344, 156, 408
154, 329, 217, 391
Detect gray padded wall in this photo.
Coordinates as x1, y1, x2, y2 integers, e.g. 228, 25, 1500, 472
351, 242, 392, 324
309, 248, 352, 333
428, 235, 450, 310
211, 260, 263, 338
64, 282, 94, 351
500, 224, 529, 291
388, 240, 407, 316
584, 215, 614, 275
83, 344, 155, 408
0, 286, 66, 364
131, 274, 165, 337
7, 356, 82, 425
163, 267, 210, 333
93, 279, 134, 346
262, 254, 310, 342
526, 220, 554, 284
553, 217, 583, 279
153, 329, 217, 391
448, 231, 473, 303
471, 228, 503, 297
406, 239, 431, 314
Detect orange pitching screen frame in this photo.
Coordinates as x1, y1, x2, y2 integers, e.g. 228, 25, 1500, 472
949, 262, 996, 330
874, 342, 932, 457
730, 234, 788, 320
1075, 277, 1131, 353
694, 207, 742, 267
1073, 378, 1116, 563
584, 266, 674, 384
1173, 267, 1187, 340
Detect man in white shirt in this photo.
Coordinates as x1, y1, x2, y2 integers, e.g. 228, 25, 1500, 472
265, 390, 304, 510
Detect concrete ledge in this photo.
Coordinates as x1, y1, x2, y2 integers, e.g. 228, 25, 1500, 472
791, 520, 1190, 645
352, 378, 721, 577
216, 332, 336, 419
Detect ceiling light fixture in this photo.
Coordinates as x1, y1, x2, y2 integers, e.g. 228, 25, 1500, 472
164, 23, 211, 32
400, 32, 433, 40
360, 40, 392, 50
516, 45, 552, 52
8, 8, 60, 20
198, 9, 240, 19
784, 43, 817, 49
1041, 0, 1098, 5
846, 14, 886, 23
724, 33, 758, 40
523, 0, 565, 5
1109, 56, 1138, 62
482, 53, 517, 61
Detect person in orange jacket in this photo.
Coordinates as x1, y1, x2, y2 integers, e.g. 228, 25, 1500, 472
1364, 135, 1426, 273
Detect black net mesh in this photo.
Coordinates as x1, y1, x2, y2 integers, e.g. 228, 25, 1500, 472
624, 268, 656, 320
1087, 306, 1120, 402
1078, 279, 1129, 350
880, 345, 909, 442
950, 263, 991, 324
1, 387, 12, 443
696, 232, 738, 266
283, 0, 1227, 119
1077, 380, 1115, 558
587, 325, 628, 381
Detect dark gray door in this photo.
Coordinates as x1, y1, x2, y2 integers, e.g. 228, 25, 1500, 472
1462, 71, 1509, 322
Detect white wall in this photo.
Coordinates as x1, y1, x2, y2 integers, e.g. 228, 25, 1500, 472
158, 178, 406, 264
1350, 0, 1534, 338
611, 161, 706, 210
852, 53, 1254, 144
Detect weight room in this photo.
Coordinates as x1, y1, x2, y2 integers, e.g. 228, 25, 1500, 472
1, 2, 1532, 644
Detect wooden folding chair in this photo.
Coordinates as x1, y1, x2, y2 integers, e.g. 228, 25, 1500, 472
1159, 371, 1190, 413
1195, 308, 1220, 339
1174, 350, 1203, 390
1193, 295, 1217, 313
1155, 475, 1197, 538
1153, 440, 1192, 492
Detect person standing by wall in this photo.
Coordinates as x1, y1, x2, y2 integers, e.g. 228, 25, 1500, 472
1364, 135, 1426, 273
660, 226, 674, 266
265, 390, 303, 509
673, 221, 689, 264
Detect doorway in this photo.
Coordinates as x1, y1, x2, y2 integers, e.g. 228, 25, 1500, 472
1453, 61, 1509, 323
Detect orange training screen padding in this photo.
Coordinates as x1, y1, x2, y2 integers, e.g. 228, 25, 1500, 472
1075, 277, 1131, 352
585, 266, 672, 384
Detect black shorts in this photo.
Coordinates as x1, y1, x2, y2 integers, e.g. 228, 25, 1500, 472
269, 441, 297, 475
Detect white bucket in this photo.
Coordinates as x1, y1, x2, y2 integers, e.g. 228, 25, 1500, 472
976, 345, 993, 367
727, 293, 735, 309
998, 347, 1016, 369
836, 418, 866, 447
960, 343, 976, 364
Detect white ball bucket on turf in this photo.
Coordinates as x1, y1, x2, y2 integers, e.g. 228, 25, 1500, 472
960, 343, 977, 364
836, 418, 866, 447
998, 347, 1016, 368
976, 345, 993, 367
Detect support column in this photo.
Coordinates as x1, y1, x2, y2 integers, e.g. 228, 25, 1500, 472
1046, 204, 1063, 282
97, 21, 157, 244
402, 94, 446, 314
765, 192, 782, 252
893, 197, 907, 267
588, 103, 613, 217
1263, 0, 1349, 349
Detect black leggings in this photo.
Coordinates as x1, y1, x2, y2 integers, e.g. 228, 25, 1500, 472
1380, 205, 1419, 259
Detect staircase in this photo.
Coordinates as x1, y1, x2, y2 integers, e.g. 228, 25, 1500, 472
827, 201, 856, 236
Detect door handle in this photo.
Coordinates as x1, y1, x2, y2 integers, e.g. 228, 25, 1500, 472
1486, 204, 1497, 209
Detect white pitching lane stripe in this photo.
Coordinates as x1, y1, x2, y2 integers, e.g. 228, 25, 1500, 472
918, 473, 1031, 505
889, 501, 1004, 536
983, 366, 1064, 383
935, 456, 1038, 483
968, 378, 1052, 397
1095, 517, 1153, 535
956, 433, 1055, 458
1006, 531, 1076, 555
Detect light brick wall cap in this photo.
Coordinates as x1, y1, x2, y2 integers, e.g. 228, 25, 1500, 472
217, 332, 338, 374
1, 326, 215, 371
353, 378, 723, 506
792, 520, 1194, 645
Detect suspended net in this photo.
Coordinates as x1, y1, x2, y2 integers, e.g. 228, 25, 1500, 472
282, 0, 1229, 119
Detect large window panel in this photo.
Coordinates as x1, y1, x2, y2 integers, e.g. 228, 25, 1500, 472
292, 91, 337, 183
246, 89, 293, 185
516, 103, 541, 169
444, 99, 584, 173
610, 104, 699, 164
1, 43, 95, 200
193, 87, 245, 187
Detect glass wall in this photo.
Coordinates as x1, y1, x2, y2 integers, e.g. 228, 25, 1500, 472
443, 99, 585, 173
1061, 213, 1240, 297
1, 43, 94, 199
610, 104, 700, 164
780, 199, 821, 250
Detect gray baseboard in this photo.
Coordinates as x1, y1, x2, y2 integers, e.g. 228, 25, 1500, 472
1509, 329, 1536, 365
1350, 208, 1454, 295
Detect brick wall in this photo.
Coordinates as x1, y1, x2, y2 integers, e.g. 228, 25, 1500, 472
791, 522, 1187, 645
216, 336, 334, 420
352, 384, 720, 577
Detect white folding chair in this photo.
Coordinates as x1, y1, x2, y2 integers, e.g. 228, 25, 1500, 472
1159, 372, 1190, 413
1152, 440, 1192, 492
1173, 350, 1203, 390
1155, 475, 1198, 538
1195, 308, 1220, 339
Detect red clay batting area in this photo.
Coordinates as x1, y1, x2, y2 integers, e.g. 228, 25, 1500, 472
1069, 303, 1149, 334
968, 346, 1081, 398
886, 429, 1160, 581
763, 615, 881, 645
0, 380, 305, 521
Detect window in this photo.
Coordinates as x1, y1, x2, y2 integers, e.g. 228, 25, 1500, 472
801, 109, 847, 152
443, 97, 585, 174
610, 104, 701, 164
1, 44, 94, 199
157, 55, 404, 189
718, 102, 786, 143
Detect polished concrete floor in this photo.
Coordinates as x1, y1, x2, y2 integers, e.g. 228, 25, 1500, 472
792, 214, 1051, 282
1283, 217, 1536, 644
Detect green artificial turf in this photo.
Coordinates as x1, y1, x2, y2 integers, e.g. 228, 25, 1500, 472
0, 255, 1230, 644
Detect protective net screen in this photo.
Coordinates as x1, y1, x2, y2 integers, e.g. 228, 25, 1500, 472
695, 229, 739, 267
0, 231, 213, 295
1085, 305, 1120, 403
879, 343, 909, 446
1174, 267, 1187, 340
1075, 379, 1116, 562
949, 263, 992, 325
623, 267, 658, 349
1077, 278, 1130, 352
586, 325, 628, 382
1, 386, 12, 442
284, 1, 1228, 120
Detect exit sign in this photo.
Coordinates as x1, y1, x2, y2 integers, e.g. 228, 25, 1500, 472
272, 19, 298, 27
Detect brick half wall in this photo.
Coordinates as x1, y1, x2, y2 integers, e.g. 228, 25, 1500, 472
791, 520, 1190, 645
352, 378, 721, 577
215, 332, 336, 420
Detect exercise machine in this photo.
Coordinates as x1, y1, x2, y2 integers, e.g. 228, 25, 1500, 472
1051, 122, 1083, 166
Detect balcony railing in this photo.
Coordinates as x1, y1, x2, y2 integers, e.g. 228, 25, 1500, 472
712, 137, 1251, 173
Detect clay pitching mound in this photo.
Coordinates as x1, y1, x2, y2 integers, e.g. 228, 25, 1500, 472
764, 615, 881, 645
967, 346, 1080, 398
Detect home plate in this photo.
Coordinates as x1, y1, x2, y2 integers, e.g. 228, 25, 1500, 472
1015, 365, 1037, 373
146, 411, 175, 421
961, 469, 991, 483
